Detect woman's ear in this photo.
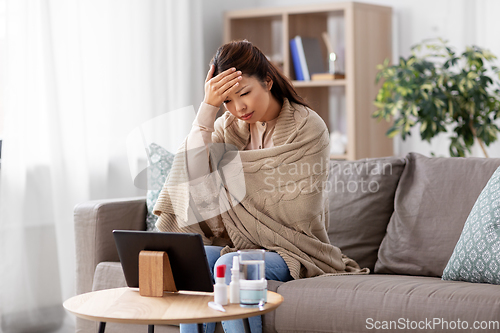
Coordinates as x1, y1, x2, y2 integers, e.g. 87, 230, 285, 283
266, 76, 273, 91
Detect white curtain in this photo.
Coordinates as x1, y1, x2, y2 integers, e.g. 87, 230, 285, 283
0, 0, 203, 332
473, 0, 500, 157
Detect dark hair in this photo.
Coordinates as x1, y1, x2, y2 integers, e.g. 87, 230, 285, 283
211, 40, 310, 108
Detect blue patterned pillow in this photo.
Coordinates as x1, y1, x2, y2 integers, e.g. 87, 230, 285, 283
442, 166, 500, 284
146, 143, 175, 231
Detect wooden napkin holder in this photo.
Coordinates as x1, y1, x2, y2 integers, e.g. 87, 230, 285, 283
138, 250, 177, 297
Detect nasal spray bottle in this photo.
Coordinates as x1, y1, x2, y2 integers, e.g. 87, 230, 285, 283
214, 264, 228, 305
229, 256, 240, 303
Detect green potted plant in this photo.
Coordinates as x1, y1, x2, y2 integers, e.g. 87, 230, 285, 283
373, 38, 500, 157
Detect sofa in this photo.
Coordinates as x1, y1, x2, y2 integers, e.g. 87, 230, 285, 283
74, 152, 500, 333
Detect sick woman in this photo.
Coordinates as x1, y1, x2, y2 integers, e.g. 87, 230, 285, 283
154, 40, 368, 333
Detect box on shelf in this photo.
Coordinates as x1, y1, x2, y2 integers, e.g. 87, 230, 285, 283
311, 73, 345, 81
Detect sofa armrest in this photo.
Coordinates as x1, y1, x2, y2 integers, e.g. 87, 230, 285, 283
74, 196, 147, 295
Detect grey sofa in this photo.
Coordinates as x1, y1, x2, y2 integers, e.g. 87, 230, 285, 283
74, 152, 500, 333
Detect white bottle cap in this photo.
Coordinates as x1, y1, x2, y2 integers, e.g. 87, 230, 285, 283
216, 264, 226, 284
231, 256, 239, 277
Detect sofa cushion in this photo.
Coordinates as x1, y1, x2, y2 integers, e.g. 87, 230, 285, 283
274, 275, 500, 333
442, 166, 500, 284
327, 157, 406, 271
146, 143, 174, 231
375, 153, 500, 277
92, 262, 128, 291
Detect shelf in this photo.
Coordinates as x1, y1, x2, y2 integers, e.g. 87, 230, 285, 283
225, 2, 393, 160
225, 3, 350, 18
292, 80, 346, 87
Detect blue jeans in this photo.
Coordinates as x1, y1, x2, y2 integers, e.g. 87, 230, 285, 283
180, 246, 293, 333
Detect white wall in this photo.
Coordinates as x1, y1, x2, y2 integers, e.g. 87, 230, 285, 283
201, 0, 259, 72
202, 0, 500, 158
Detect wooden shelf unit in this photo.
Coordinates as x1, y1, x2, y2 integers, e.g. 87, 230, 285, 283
224, 2, 393, 160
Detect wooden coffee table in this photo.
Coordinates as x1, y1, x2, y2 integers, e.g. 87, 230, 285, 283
64, 287, 284, 333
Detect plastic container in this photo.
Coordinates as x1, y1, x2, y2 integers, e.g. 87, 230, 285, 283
214, 264, 228, 306
239, 279, 267, 307
238, 249, 266, 308
229, 256, 240, 304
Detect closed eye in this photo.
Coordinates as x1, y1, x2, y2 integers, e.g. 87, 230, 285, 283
225, 91, 248, 104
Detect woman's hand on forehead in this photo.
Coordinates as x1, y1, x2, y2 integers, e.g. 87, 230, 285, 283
203, 65, 242, 108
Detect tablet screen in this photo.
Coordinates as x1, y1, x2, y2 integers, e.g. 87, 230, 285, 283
113, 230, 213, 292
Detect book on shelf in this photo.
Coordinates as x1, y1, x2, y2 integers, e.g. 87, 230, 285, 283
289, 37, 304, 81
301, 37, 326, 80
294, 37, 309, 80
290, 36, 327, 81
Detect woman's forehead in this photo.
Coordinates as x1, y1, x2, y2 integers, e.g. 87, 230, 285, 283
234, 76, 259, 91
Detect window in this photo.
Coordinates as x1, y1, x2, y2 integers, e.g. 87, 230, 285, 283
0, 0, 5, 161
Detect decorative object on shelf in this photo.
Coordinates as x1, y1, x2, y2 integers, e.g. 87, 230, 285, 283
373, 38, 500, 157
323, 31, 336, 74
321, 31, 345, 78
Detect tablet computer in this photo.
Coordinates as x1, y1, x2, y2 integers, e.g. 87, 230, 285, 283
113, 230, 214, 292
